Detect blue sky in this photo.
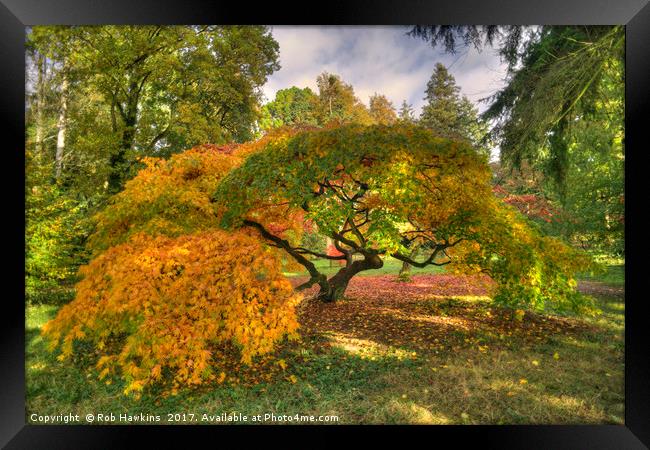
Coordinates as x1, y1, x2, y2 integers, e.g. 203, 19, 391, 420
263, 26, 509, 116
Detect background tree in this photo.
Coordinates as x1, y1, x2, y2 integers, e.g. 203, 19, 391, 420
397, 64, 489, 278
25, 25, 281, 303
410, 25, 624, 256
259, 86, 318, 132
71, 25, 280, 192
26, 26, 98, 303
419, 63, 489, 154
26, 25, 279, 194
481, 26, 623, 204
397, 100, 416, 123
314, 72, 373, 126
368, 93, 398, 125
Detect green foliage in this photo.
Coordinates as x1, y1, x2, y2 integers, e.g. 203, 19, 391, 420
547, 58, 624, 255
397, 100, 416, 123
300, 230, 328, 256
411, 26, 625, 258
214, 124, 596, 313
25, 180, 92, 304
419, 63, 490, 155
483, 26, 623, 189
260, 87, 319, 132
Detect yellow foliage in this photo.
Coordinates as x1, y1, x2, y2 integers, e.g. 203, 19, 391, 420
42, 229, 301, 394
88, 127, 306, 254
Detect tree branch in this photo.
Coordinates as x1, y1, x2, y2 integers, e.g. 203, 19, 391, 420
242, 219, 328, 291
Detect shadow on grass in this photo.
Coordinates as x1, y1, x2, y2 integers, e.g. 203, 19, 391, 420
25, 328, 624, 424
25, 273, 624, 425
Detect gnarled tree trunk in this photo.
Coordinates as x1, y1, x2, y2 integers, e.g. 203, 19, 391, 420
317, 253, 383, 302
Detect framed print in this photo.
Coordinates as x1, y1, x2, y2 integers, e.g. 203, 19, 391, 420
2, 0, 649, 447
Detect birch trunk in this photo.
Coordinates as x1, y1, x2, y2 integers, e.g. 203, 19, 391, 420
34, 54, 46, 157
55, 70, 69, 180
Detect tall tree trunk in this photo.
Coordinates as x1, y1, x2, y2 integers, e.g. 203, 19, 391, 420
55, 70, 69, 180
34, 53, 46, 158
108, 92, 138, 194
549, 108, 570, 206
317, 253, 383, 302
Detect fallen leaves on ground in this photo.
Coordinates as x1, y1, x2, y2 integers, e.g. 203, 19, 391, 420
294, 274, 598, 355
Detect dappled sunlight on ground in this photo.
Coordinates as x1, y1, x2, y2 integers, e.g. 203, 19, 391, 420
385, 400, 452, 424
26, 272, 624, 425
325, 332, 416, 360
296, 274, 598, 355
577, 281, 624, 298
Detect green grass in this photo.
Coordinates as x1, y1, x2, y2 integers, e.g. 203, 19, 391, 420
577, 263, 624, 287
26, 265, 624, 425
282, 256, 446, 278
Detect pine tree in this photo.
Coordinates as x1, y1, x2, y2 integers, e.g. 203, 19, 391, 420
397, 100, 415, 123
419, 63, 487, 152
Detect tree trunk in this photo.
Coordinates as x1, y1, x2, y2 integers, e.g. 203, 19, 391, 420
317, 253, 383, 302
108, 95, 138, 194
34, 53, 46, 157
399, 260, 411, 277
398, 246, 419, 280
55, 70, 69, 180
549, 110, 569, 206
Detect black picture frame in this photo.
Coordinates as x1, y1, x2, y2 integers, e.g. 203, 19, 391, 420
2, 0, 648, 447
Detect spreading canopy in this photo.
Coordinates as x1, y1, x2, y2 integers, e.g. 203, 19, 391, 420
214, 124, 596, 309
43, 124, 597, 396
42, 129, 306, 395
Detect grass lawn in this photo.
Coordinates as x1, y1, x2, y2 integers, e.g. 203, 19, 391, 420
25, 262, 624, 425
281, 256, 447, 278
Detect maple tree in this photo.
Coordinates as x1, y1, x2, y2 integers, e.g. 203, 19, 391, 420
41, 130, 304, 394
42, 229, 300, 396
214, 123, 596, 308
42, 124, 597, 395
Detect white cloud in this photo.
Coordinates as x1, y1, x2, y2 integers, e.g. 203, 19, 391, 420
263, 26, 508, 116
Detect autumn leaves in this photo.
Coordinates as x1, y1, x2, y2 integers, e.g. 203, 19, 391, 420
43, 230, 301, 396
42, 124, 597, 396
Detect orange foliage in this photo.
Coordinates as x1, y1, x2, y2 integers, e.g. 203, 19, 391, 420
88, 144, 242, 252
43, 128, 314, 396
89, 127, 307, 253
42, 229, 301, 395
